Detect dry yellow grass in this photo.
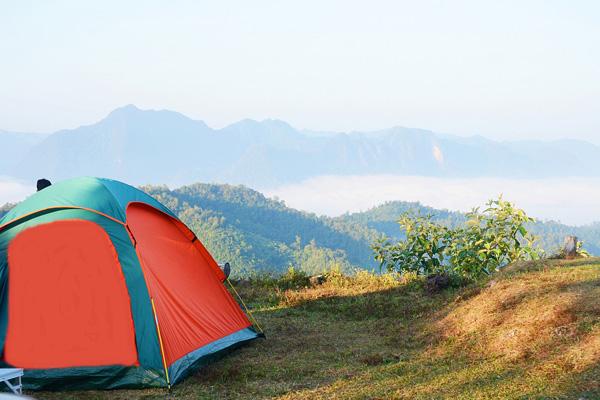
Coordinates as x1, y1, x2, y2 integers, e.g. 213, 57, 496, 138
440, 259, 600, 365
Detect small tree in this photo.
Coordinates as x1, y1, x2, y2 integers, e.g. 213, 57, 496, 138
373, 197, 540, 279
372, 213, 448, 275
447, 197, 539, 278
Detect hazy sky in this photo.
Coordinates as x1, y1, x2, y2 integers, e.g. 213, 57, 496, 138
1, 1, 599, 142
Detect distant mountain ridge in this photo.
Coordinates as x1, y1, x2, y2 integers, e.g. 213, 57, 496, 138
0, 130, 47, 171
2, 104, 599, 188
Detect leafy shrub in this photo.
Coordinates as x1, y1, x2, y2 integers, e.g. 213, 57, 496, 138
275, 266, 311, 290
372, 213, 448, 276
447, 197, 539, 277
577, 241, 591, 258
373, 197, 540, 279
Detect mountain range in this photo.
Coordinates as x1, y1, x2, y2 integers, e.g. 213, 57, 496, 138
2, 105, 599, 188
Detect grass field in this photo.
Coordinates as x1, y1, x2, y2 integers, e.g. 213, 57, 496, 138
38, 259, 600, 399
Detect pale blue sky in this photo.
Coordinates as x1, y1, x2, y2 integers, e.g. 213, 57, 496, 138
1, 0, 599, 142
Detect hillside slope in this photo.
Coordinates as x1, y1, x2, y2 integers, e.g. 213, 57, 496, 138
337, 200, 600, 255
1, 183, 597, 276
39, 259, 600, 399
0, 182, 379, 276
141, 183, 379, 275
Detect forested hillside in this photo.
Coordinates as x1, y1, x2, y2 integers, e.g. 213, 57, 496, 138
141, 183, 379, 276
337, 201, 600, 255
1, 184, 598, 276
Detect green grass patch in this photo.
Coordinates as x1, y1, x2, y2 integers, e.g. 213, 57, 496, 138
37, 259, 600, 399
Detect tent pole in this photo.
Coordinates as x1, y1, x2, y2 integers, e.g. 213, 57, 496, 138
151, 297, 171, 389
226, 278, 264, 334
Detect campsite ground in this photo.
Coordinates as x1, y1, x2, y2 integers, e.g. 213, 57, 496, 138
38, 259, 600, 399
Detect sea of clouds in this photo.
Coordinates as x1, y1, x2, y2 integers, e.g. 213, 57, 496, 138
265, 175, 600, 226
1, 175, 598, 226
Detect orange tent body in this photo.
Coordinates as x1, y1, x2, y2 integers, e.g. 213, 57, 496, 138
0, 177, 262, 390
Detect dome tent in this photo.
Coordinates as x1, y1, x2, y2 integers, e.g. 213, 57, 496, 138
0, 177, 262, 390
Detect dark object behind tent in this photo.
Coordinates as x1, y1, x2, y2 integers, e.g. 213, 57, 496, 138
36, 179, 51, 192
